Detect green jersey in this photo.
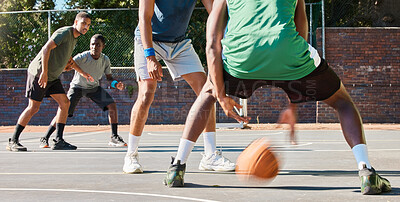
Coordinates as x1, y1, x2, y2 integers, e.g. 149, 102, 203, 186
28, 26, 77, 81
222, 0, 318, 80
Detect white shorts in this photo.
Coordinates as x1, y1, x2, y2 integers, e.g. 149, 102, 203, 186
134, 37, 205, 81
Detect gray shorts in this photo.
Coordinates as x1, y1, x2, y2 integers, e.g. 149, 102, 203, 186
67, 87, 115, 117
134, 37, 205, 81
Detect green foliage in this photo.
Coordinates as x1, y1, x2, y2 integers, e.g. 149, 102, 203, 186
187, 9, 208, 67
0, 12, 48, 68
0, 0, 54, 68
65, 0, 138, 9
72, 10, 138, 67
1, 0, 398, 69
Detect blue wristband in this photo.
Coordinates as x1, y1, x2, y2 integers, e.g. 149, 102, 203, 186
144, 48, 155, 58
111, 80, 118, 88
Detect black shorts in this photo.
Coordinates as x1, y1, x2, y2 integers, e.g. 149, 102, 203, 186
223, 59, 341, 103
25, 73, 65, 102
67, 87, 115, 117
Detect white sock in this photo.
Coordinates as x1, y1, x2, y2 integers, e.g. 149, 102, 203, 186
203, 132, 217, 156
352, 144, 372, 170
174, 138, 195, 164
127, 133, 140, 155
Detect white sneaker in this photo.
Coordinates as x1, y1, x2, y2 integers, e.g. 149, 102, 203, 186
198, 150, 236, 172
123, 152, 143, 174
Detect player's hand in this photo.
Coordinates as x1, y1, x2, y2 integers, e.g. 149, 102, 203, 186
116, 82, 124, 90
64, 65, 73, 72
38, 72, 48, 88
146, 56, 163, 81
218, 95, 251, 123
81, 72, 94, 82
64, 58, 74, 71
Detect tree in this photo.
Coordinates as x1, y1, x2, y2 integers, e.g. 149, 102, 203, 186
324, 0, 400, 27
0, 0, 55, 68
65, 0, 138, 9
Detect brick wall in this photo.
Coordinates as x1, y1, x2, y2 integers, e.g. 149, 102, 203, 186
0, 28, 399, 125
316, 27, 400, 123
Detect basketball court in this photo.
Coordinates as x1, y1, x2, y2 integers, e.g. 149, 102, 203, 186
0, 124, 399, 201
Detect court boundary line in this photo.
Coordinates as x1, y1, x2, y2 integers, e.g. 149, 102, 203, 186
0, 188, 220, 202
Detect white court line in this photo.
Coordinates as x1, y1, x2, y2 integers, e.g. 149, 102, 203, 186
0, 173, 123, 175
0, 188, 219, 202
20, 131, 106, 143
146, 132, 284, 136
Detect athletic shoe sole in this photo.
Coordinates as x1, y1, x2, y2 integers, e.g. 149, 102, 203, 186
163, 178, 184, 187
199, 165, 235, 172
39, 145, 49, 148
6, 146, 27, 152
123, 168, 143, 174
108, 142, 127, 147
52, 147, 77, 150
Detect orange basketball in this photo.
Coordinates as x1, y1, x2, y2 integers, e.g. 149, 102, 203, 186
235, 138, 279, 182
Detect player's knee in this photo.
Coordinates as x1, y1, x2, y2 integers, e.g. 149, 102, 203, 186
138, 92, 155, 107
331, 98, 356, 112
27, 105, 40, 115
108, 103, 117, 111
59, 99, 70, 110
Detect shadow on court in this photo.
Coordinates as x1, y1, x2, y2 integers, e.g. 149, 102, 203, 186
0, 129, 399, 201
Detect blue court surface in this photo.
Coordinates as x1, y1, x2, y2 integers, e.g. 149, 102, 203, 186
0, 127, 399, 201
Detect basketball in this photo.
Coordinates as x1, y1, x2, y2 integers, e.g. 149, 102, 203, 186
235, 137, 279, 182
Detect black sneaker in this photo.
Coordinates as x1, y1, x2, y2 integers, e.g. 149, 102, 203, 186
39, 137, 49, 148
108, 135, 127, 147
6, 138, 27, 152
164, 157, 186, 187
51, 139, 77, 150
359, 165, 391, 195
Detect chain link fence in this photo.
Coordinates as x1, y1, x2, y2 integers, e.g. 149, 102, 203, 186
2, 1, 397, 69
1, 4, 322, 70
324, 0, 399, 27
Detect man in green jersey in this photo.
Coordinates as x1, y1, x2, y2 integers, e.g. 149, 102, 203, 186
7, 12, 93, 151
164, 0, 391, 195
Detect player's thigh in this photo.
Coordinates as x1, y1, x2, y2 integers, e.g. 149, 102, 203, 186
164, 39, 205, 81
181, 72, 207, 95
66, 88, 83, 116
50, 93, 69, 107
322, 82, 354, 109
87, 87, 115, 111
25, 73, 46, 102
276, 59, 341, 103
134, 37, 164, 82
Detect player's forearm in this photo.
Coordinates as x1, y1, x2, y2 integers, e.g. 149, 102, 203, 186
207, 50, 226, 100
206, 0, 228, 100
41, 48, 50, 74
70, 60, 85, 74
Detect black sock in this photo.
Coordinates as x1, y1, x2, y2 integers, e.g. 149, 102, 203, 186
55, 123, 65, 141
111, 123, 118, 137
45, 125, 56, 140
11, 124, 25, 142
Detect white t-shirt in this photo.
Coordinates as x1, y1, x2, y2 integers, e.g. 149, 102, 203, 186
70, 51, 112, 89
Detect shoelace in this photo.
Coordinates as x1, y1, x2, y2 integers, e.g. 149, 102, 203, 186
113, 135, 124, 142
213, 151, 232, 165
